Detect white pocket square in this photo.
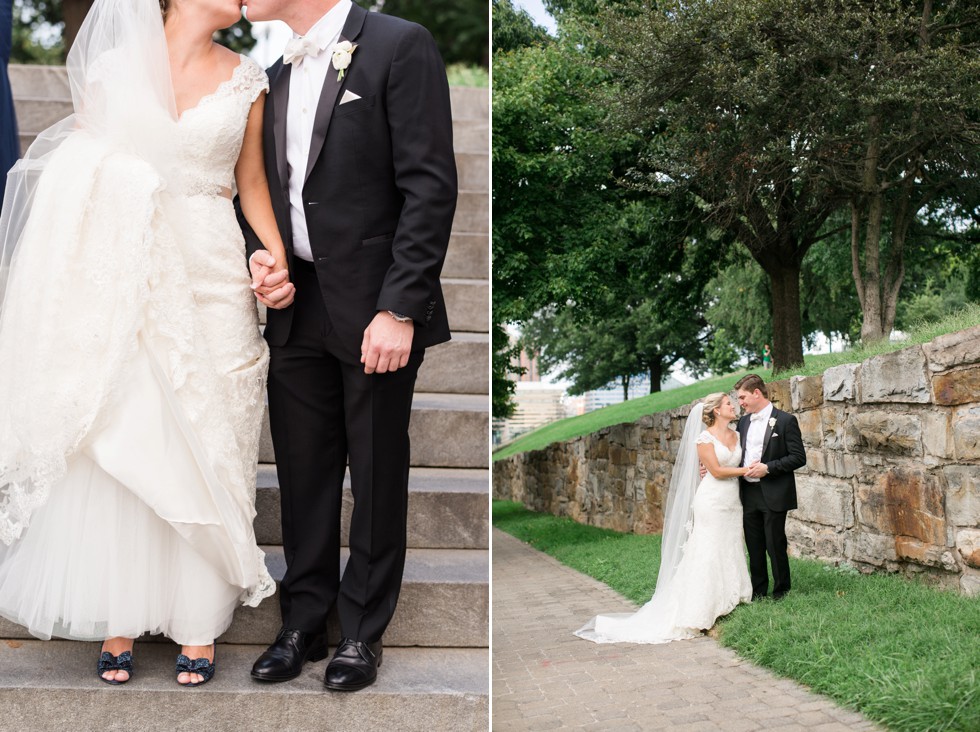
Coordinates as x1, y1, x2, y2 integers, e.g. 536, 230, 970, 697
339, 90, 362, 105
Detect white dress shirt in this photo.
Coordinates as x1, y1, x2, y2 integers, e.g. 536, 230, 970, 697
743, 401, 773, 482
286, 0, 353, 262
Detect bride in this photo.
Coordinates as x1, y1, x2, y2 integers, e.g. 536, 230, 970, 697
576, 393, 754, 644
0, 0, 293, 685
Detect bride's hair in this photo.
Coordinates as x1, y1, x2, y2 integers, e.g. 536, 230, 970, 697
159, 0, 170, 19
700, 392, 727, 427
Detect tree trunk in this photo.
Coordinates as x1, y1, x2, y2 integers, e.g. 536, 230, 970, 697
621, 374, 630, 402
764, 261, 805, 371
648, 360, 663, 394
62, 0, 95, 57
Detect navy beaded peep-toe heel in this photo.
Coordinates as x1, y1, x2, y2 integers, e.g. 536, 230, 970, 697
97, 650, 134, 685
176, 647, 216, 688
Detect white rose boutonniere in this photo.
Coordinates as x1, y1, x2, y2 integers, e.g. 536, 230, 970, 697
332, 41, 357, 81
768, 417, 777, 429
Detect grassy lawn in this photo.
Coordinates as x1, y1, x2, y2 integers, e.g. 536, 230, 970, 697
494, 302, 980, 462
447, 63, 488, 87
493, 500, 980, 732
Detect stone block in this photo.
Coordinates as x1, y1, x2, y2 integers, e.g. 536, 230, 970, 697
416, 333, 489, 394
944, 465, 980, 528
953, 405, 980, 460
791, 375, 824, 411
961, 568, 980, 597
922, 325, 980, 372
932, 364, 980, 406
821, 405, 847, 449
768, 379, 791, 410
860, 346, 931, 403
442, 232, 488, 279
797, 408, 823, 448
786, 517, 845, 560
823, 363, 861, 402
845, 531, 898, 567
794, 475, 854, 529
855, 466, 946, 546
921, 409, 954, 459
443, 278, 489, 333
955, 529, 980, 569
845, 411, 922, 456
894, 537, 957, 570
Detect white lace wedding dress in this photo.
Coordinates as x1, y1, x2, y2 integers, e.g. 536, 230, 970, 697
0, 55, 275, 645
576, 430, 752, 644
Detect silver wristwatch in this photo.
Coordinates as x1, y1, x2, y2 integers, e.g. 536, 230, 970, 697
387, 310, 412, 323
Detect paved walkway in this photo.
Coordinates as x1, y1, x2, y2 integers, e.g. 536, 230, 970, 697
492, 529, 878, 731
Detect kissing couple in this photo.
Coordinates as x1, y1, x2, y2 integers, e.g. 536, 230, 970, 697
576, 374, 806, 644
0, 0, 456, 691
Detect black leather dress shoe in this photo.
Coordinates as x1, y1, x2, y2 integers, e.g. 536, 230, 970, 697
323, 638, 383, 691
251, 627, 328, 682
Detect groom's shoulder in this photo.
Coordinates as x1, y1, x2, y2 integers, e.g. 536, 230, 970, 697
363, 9, 435, 44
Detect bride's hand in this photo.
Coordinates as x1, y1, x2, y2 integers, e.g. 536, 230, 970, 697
250, 251, 295, 309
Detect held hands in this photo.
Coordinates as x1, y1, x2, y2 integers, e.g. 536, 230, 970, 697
361, 311, 414, 374
743, 461, 769, 479
249, 250, 295, 309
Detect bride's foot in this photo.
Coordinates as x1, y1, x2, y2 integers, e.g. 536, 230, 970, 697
177, 644, 216, 686
99, 637, 135, 684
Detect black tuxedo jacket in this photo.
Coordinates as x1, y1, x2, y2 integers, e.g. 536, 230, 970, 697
239, 4, 458, 359
737, 407, 806, 513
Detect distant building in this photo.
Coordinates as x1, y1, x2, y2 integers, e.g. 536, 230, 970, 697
494, 381, 567, 446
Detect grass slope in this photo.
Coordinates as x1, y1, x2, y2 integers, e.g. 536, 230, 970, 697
493, 500, 980, 732
494, 303, 980, 462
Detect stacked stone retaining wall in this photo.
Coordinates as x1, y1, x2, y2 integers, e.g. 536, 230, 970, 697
493, 326, 980, 594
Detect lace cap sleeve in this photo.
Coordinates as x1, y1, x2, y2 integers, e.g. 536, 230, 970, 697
695, 430, 714, 445
234, 57, 270, 104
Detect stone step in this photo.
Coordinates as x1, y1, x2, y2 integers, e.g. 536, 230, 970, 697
0, 641, 488, 731
456, 152, 488, 192
227, 546, 487, 647
449, 86, 488, 121
443, 232, 488, 280
0, 546, 489, 648
453, 190, 488, 234
452, 118, 489, 154
8, 64, 71, 98
443, 279, 489, 333
416, 332, 489, 395
259, 393, 489, 468
253, 465, 489, 549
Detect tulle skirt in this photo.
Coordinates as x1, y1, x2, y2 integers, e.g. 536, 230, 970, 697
0, 454, 241, 645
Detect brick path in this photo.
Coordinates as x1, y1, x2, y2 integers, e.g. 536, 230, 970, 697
492, 529, 879, 731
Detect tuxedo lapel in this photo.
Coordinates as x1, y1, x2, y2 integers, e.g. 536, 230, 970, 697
270, 61, 291, 198
304, 3, 368, 187
761, 408, 778, 457
738, 417, 749, 465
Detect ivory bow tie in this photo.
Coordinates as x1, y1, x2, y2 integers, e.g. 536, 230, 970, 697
750, 412, 767, 422
284, 37, 324, 66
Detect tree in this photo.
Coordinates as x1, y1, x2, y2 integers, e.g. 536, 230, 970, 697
492, 0, 549, 54
806, 0, 980, 343
593, 0, 857, 370
521, 200, 718, 398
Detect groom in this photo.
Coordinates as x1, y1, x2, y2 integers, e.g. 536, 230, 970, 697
238, 0, 457, 691
734, 374, 806, 600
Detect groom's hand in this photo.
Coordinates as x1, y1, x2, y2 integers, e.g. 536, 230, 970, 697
361, 312, 414, 374
745, 461, 769, 479
249, 251, 295, 309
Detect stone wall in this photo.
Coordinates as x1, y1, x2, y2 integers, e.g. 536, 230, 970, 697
493, 326, 980, 594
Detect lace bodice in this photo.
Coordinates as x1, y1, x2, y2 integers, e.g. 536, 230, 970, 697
696, 430, 742, 467
173, 56, 269, 197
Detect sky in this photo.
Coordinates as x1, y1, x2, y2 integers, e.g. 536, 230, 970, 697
514, 0, 559, 35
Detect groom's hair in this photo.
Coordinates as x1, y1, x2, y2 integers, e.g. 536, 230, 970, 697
734, 374, 768, 398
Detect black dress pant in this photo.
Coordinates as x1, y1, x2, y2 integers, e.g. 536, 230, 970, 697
268, 258, 422, 643
741, 484, 791, 597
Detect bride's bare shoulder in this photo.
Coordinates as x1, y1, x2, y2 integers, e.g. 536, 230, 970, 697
212, 43, 245, 72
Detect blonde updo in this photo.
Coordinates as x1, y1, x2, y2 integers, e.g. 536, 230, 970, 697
700, 392, 727, 427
